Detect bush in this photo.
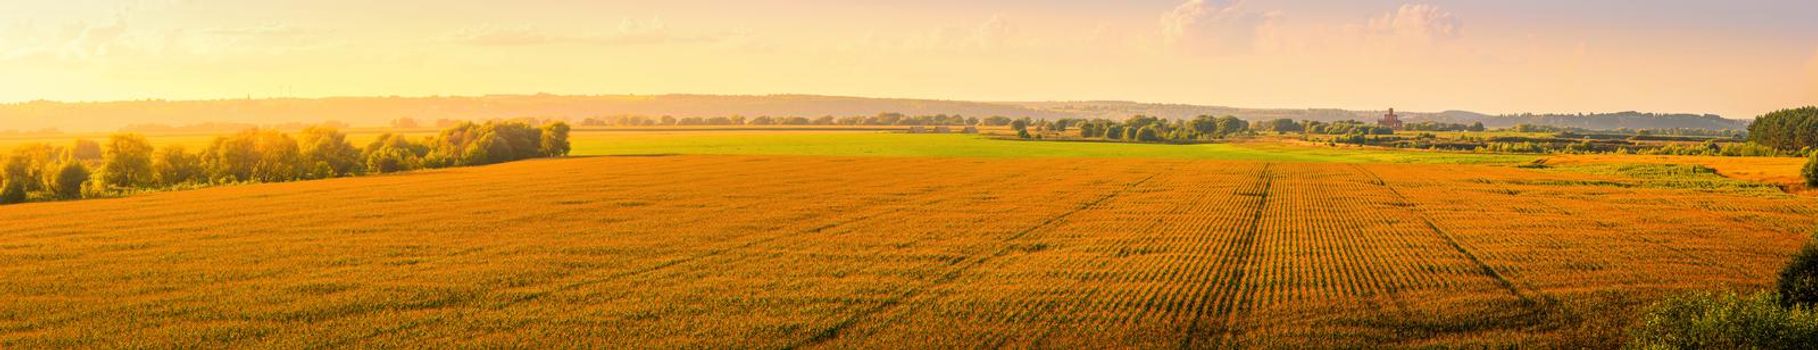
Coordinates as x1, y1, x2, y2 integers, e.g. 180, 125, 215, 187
0, 181, 24, 204
1628, 291, 1818, 349
50, 162, 89, 199
1803, 153, 1818, 187
1782, 234, 1818, 308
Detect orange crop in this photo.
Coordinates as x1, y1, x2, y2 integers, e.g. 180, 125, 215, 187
0, 155, 1809, 348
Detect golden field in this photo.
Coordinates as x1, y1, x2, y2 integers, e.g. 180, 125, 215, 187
0, 155, 1813, 348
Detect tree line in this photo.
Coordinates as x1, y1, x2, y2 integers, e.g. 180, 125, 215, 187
1015, 115, 1250, 142
1, 120, 570, 204
580, 112, 1005, 127
1749, 107, 1818, 153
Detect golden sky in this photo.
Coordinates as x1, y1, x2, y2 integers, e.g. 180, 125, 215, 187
3, 0, 1815, 119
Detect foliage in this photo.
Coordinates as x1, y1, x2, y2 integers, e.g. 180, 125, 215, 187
1627, 291, 1818, 350
364, 133, 427, 174
539, 122, 571, 156
50, 161, 89, 199
297, 126, 363, 179
70, 139, 102, 162
1, 120, 573, 206
1804, 153, 1818, 188
1781, 234, 1818, 308
152, 145, 204, 186
100, 133, 156, 189
0, 180, 22, 204
1748, 107, 1818, 152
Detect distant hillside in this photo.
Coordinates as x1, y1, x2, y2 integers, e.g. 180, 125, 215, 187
0, 94, 1746, 132
1017, 102, 1747, 130
1415, 110, 1747, 130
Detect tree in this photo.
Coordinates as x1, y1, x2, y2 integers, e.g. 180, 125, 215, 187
203, 131, 260, 182
540, 122, 571, 156
1136, 126, 1161, 142
0, 180, 23, 204
100, 133, 155, 189
364, 133, 427, 173
71, 139, 102, 162
50, 161, 89, 199
1190, 115, 1218, 136
5, 143, 57, 193
151, 145, 204, 186
1214, 116, 1248, 136
298, 126, 363, 178
1780, 233, 1818, 308
1749, 107, 1818, 152
1805, 153, 1818, 188
1468, 121, 1487, 132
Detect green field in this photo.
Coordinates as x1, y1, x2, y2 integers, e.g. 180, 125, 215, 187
3, 129, 1540, 165
569, 131, 1538, 164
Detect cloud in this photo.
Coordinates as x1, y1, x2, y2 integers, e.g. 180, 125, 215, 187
2, 16, 132, 64
1366, 4, 1461, 48
1159, 0, 1275, 55
972, 15, 1015, 51
447, 18, 727, 47
851, 15, 1023, 54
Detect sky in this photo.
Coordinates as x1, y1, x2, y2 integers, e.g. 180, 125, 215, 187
2, 0, 1815, 119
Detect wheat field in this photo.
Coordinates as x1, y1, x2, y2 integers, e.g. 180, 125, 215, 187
1, 155, 1811, 348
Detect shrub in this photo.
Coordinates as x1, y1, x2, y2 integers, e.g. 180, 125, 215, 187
50, 162, 89, 199
0, 181, 24, 204
151, 146, 204, 186
1781, 234, 1818, 308
1803, 153, 1818, 188
1627, 291, 1818, 349
101, 133, 156, 188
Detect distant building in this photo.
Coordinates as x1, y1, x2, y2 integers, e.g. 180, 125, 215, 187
1378, 108, 1403, 129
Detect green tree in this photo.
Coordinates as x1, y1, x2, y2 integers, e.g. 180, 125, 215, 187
250, 130, 302, 182
202, 131, 260, 182
1214, 116, 1248, 136
5, 143, 56, 192
100, 133, 155, 189
1749, 107, 1818, 152
364, 133, 426, 173
540, 122, 572, 156
1804, 153, 1818, 188
1781, 232, 1818, 308
50, 162, 89, 199
151, 145, 204, 186
70, 139, 102, 162
0, 180, 23, 204
1136, 126, 1161, 142
298, 126, 363, 178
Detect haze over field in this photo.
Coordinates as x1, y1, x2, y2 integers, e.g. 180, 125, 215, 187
0, 95, 1747, 133
4, 0, 1816, 120
8, 1, 1818, 348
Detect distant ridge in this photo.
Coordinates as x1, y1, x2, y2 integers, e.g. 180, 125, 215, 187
0, 94, 1747, 132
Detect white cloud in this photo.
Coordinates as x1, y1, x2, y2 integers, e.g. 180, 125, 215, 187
1159, 0, 1274, 55
1367, 4, 1461, 48
972, 15, 1015, 51
852, 15, 1023, 54
1, 16, 132, 64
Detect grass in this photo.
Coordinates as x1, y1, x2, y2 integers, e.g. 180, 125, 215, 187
567, 130, 1541, 164
0, 155, 1812, 348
